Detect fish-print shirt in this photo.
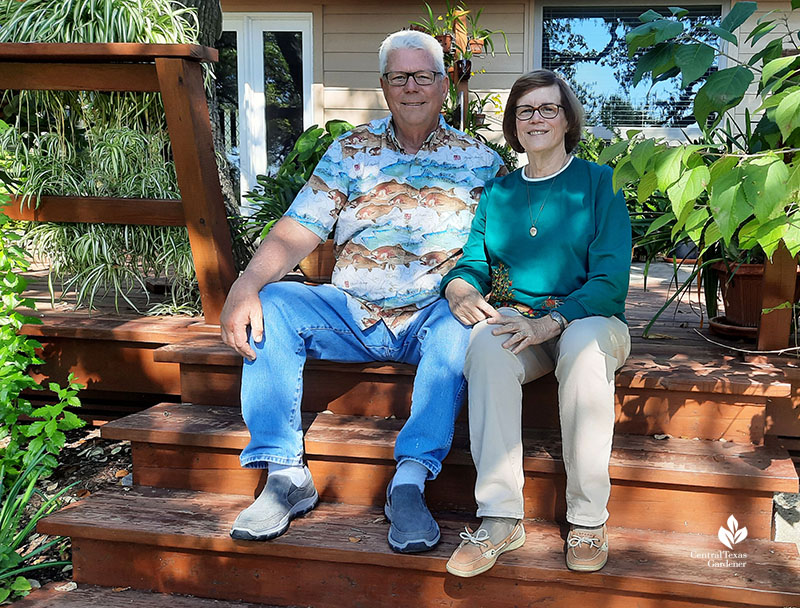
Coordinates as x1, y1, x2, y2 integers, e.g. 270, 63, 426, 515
285, 115, 505, 334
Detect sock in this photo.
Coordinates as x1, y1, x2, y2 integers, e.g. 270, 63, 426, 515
478, 517, 519, 545
391, 460, 429, 492
268, 463, 309, 486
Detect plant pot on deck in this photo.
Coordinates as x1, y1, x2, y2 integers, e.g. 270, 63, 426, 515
297, 239, 335, 284
710, 261, 800, 337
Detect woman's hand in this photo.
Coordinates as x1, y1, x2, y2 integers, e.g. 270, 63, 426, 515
444, 278, 499, 325
488, 314, 561, 354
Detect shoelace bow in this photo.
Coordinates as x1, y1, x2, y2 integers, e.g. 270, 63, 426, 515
459, 527, 490, 547
567, 532, 604, 549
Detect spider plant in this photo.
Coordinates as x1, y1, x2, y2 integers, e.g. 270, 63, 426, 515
0, 0, 203, 314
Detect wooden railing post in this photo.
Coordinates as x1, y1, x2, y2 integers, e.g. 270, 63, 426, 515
156, 57, 236, 326
757, 243, 797, 351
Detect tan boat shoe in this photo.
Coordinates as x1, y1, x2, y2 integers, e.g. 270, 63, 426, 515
565, 523, 608, 572
446, 522, 525, 578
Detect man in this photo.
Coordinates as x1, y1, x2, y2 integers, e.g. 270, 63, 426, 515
221, 29, 505, 553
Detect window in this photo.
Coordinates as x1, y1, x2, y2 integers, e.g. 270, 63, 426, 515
537, 5, 722, 132
219, 14, 313, 197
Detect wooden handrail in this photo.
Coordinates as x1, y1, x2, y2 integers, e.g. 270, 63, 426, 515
0, 43, 234, 325
6, 196, 185, 226
0, 42, 217, 62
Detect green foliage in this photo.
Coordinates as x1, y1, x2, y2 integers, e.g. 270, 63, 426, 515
244, 120, 354, 239
0, 193, 85, 487
0, 0, 203, 314
612, 4, 800, 260
0, 448, 74, 603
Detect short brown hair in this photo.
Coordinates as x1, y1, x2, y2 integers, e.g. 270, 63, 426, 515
502, 70, 585, 154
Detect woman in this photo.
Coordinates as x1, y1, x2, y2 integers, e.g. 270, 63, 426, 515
441, 70, 631, 577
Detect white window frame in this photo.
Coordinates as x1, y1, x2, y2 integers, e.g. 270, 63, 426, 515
533, 0, 730, 140
222, 13, 314, 197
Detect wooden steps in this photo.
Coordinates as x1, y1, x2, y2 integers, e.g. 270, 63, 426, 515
101, 403, 798, 538
12, 582, 279, 607
153, 336, 789, 444
37, 486, 800, 608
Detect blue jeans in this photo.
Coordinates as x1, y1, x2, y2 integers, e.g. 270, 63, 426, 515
239, 281, 470, 479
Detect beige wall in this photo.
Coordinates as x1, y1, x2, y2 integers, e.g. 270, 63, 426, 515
734, 0, 799, 126
221, 0, 524, 135
321, 3, 525, 127
220, 0, 796, 135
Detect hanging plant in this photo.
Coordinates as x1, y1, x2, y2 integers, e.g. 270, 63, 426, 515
0, 0, 203, 315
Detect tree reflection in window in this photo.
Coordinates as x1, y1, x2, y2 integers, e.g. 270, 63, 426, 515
542, 6, 721, 129
264, 31, 304, 174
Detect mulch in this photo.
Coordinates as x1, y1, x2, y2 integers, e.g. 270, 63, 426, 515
15, 425, 133, 591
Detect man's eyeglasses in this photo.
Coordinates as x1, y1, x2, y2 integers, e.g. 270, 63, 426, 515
382, 71, 441, 86
515, 104, 564, 120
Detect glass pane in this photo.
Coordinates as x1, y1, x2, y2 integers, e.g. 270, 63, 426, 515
216, 31, 240, 178
263, 31, 304, 174
542, 6, 722, 129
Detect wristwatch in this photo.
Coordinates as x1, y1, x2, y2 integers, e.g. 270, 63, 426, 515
548, 310, 567, 332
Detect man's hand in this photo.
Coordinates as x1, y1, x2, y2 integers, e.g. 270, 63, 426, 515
488, 314, 561, 354
219, 217, 323, 361
444, 278, 499, 325
220, 275, 264, 361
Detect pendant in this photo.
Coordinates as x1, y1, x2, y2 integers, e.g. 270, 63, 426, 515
529, 226, 538, 237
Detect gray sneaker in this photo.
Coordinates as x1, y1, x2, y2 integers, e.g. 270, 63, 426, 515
230, 470, 319, 541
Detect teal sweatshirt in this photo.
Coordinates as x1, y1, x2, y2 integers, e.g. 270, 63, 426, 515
441, 157, 630, 322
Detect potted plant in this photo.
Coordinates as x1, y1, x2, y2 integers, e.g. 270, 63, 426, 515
410, 2, 455, 53
244, 119, 353, 283
601, 2, 800, 337
464, 7, 510, 57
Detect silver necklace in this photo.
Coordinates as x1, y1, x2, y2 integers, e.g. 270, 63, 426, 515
524, 169, 558, 238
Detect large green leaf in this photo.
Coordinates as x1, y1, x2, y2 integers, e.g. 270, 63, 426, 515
709, 155, 739, 185
654, 146, 685, 192
709, 167, 749, 244
761, 55, 799, 88
792, 0, 800, 10
633, 43, 676, 86
639, 9, 664, 22
667, 165, 710, 219
740, 157, 789, 223
775, 89, 800, 140
782, 211, 800, 257
669, 6, 690, 17
674, 44, 715, 88
748, 38, 784, 68
720, 1, 757, 32
706, 25, 738, 45
612, 156, 639, 193
637, 171, 659, 203
631, 138, 657, 175
746, 20, 778, 45
626, 20, 684, 56
685, 207, 711, 244
694, 67, 753, 126
597, 139, 630, 166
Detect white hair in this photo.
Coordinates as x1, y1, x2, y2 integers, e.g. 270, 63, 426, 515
378, 30, 445, 76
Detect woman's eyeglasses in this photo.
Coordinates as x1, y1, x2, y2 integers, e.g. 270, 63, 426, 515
515, 104, 564, 120
382, 71, 441, 86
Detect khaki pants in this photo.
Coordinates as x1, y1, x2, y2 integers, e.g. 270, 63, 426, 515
465, 309, 630, 527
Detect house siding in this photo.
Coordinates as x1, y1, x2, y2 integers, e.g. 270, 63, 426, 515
221, 0, 795, 134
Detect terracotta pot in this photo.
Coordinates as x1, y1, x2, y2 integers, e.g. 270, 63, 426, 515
435, 34, 453, 54
468, 39, 485, 54
711, 262, 800, 328
473, 113, 486, 126
297, 239, 335, 283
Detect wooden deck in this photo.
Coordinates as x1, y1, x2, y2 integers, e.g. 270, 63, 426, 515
25, 261, 800, 607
